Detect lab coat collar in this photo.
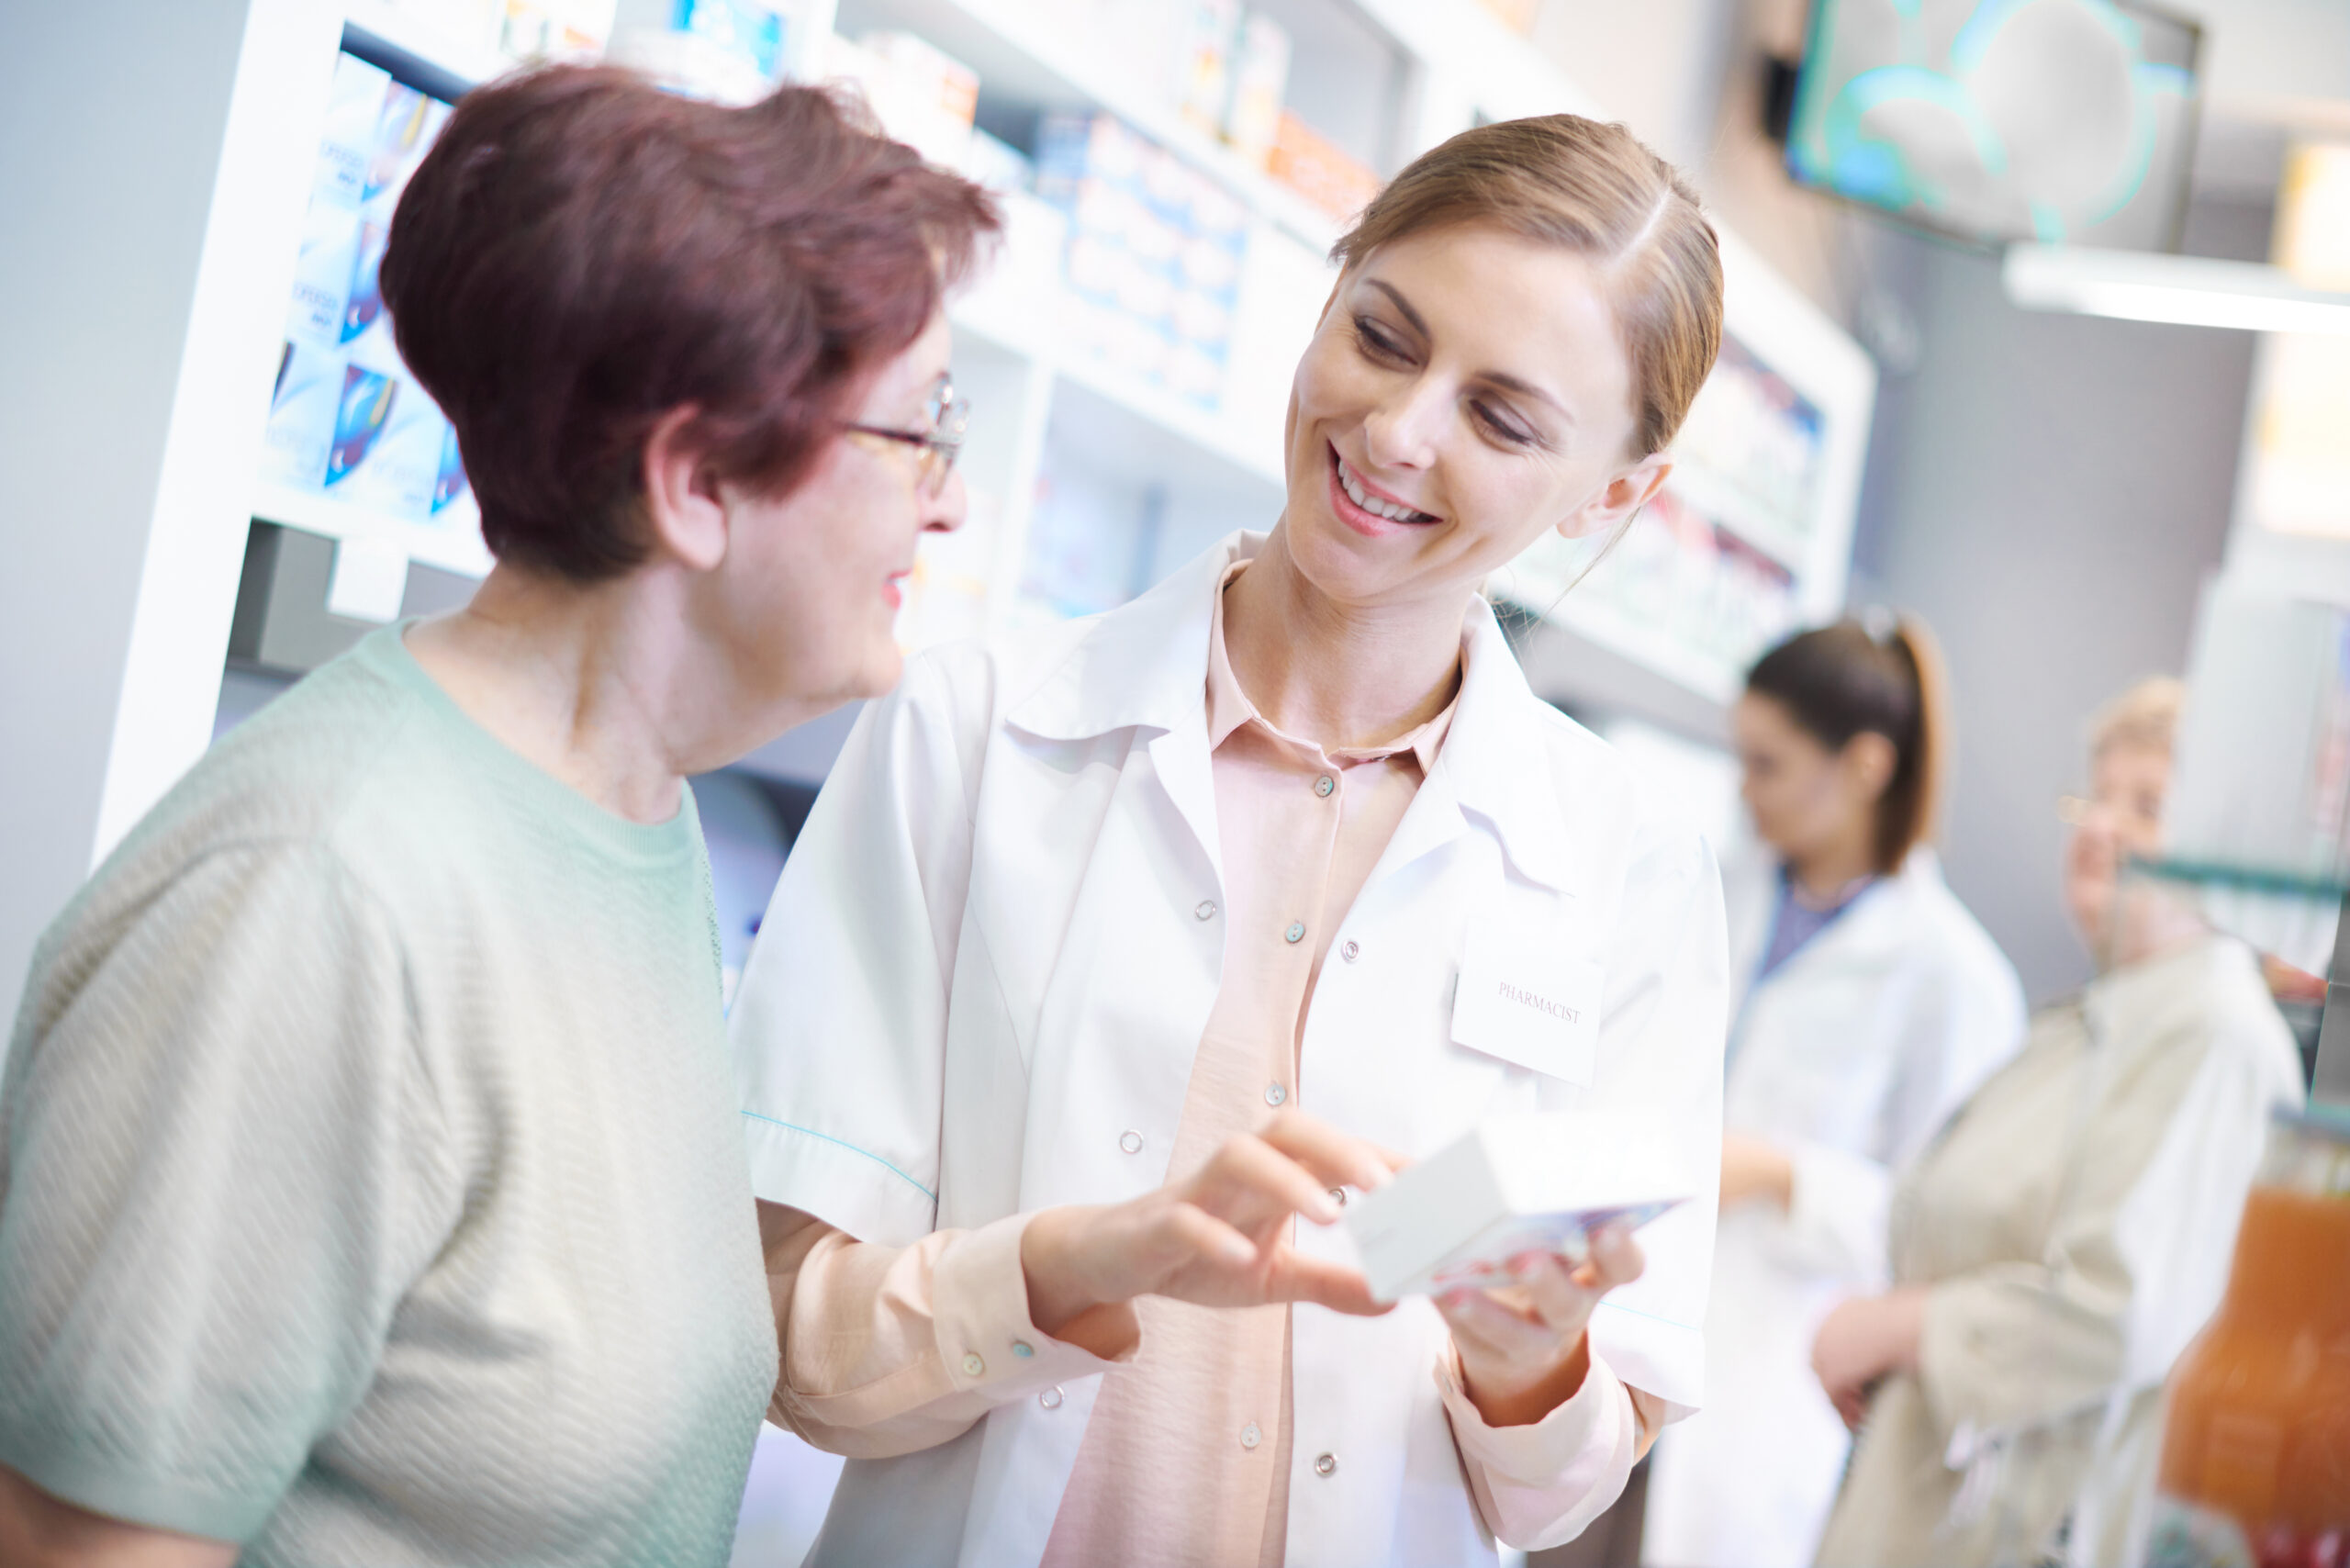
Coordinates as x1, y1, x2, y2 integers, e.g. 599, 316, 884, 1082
1427, 597, 1579, 894
1004, 531, 1577, 892
1004, 532, 1253, 743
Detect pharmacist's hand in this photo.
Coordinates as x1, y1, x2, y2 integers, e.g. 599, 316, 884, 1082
1022, 1111, 1402, 1337
1811, 1288, 1927, 1431
1438, 1226, 1644, 1428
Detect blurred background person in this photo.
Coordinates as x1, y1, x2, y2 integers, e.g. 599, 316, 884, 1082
0, 73, 991, 1568
1808, 678, 2306, 1568
1639, 617, 2026, 1568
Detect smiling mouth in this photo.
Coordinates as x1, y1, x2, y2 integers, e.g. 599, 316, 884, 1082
1331, 447, 1438, 526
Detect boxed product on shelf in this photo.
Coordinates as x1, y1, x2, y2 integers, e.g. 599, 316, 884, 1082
263, 49, 471, 533
1036, 111, 1250, 409
498, 0, 616, 63
1268, 109, 1381, 223
329, 369, 448, 521
1224, 11, 1292, 170
1173, 0, 1241, 138
837, 30, 979, 168
961, 129, 1035, 195
259, 342, 344, 490
677, 0, 789, 80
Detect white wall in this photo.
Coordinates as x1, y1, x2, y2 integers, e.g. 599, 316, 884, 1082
1850, 201, 2270, 1003
0, 0, 333, 1029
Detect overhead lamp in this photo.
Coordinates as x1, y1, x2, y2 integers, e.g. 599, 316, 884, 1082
2003, 244, 2350, 335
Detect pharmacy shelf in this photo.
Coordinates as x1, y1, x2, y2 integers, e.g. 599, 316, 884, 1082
342, 0, 507, 94
1547, 593, 1745, 707
1663, 459, 1811, 573
949, 281, 1286, 495
834, 0, 1343, 251
252, 480, 495, 580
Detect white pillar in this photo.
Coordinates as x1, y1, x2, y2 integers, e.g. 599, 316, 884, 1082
0, 0, 340, 1026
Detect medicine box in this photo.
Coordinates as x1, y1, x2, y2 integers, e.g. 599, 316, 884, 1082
1344, 1114, 1688, 1304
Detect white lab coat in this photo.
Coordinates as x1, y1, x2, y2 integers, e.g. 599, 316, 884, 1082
1642, 847, 2026, 1568
730, 532, 1729, 1568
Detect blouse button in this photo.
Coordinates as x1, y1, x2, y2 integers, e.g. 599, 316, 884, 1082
1340, 939, 1360, 963
1314, 774, 1336, 798
1195, 900, 1217, 921
1240, 1422, 1262, 1450
1119, 1129, 1145, 1155
1284, 921, 1306, 944
1315, 1451, 1337, 1478
1012, 1340, 1035, 1360
961, 1352, 985, 1377
1039, 1386, 1064, 1410
1264, 1082, 1288, 1107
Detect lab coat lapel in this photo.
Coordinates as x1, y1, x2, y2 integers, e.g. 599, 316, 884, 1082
1003, 532, 1261, 884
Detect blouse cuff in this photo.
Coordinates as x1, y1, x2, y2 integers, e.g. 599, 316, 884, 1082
931, 1212, 1139, 1401
1436, 1341, 1639, 1550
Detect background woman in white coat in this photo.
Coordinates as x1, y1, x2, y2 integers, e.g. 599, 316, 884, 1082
1640, 618, 2027, 1568
729, 115, 1731, 1567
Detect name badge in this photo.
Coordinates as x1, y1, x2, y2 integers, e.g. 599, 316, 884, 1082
1450, 920, 1606, 1085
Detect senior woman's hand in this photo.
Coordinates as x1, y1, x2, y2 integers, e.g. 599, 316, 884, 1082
1022, 1110, 1403, 1340
1437, 1226, 1644, 1428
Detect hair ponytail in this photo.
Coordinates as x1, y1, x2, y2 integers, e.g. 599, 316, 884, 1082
1745, 613, 1951, 873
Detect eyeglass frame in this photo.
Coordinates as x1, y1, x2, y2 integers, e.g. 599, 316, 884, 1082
840, 381, 968, 497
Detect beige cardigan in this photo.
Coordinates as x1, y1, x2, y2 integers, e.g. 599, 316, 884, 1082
1814, 937, 2304, 1568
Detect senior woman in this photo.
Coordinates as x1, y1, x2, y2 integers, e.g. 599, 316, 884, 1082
1807, 678, 2306, 1568
0, 71, 991, 1567
731, 115, 1730, 1566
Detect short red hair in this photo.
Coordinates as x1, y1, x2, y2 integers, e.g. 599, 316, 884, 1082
381, 68, 998, 581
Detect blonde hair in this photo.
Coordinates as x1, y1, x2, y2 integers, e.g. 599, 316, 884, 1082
2089, 677, 2186, 763
1333, 115, 1724, 457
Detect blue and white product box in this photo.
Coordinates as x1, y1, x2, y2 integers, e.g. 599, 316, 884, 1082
259, 341, 343, 489
677, 0, 789, 80
332, 373, 446, 522
431, 423, 472, 517
361, 83, 451, 225
1343, 1114, 1691, 1304
339, 220, 404, 375
286, 203, 363, 352
314, 53, 392, 214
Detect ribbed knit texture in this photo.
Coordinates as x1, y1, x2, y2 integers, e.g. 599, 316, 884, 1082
0, 626, 776, 1565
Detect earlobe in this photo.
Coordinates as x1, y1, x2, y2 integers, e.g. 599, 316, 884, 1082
1555, 455, 1673, 541
640, 406, 730, 573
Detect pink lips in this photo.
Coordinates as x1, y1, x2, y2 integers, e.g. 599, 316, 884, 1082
1326, 444, 1437, 539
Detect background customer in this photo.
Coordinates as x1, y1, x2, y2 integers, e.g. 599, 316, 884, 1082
1809, 678, 2306, 1568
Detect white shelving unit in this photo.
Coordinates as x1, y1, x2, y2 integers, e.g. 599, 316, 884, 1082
6, 0, 1877, 966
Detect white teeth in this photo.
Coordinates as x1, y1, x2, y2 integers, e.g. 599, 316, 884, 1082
1337, 456, 1431, 523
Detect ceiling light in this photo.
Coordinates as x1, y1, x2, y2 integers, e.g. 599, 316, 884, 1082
2003, 244, 2350, 335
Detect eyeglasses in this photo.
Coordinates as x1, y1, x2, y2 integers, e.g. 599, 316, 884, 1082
842, 381, 968, 498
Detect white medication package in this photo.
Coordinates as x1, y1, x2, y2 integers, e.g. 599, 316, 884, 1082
1343, 1114, 1689, 1304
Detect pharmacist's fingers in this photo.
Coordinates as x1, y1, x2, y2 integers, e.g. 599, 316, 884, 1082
1572, 1226, 1645, 1296
1146, 1199, 1263, 1277
1255, 1110, 1397, 1193
1436, 1286, 1557, 1364
1511, 1252, 1597, 1334
1196, 1133, 1343, 1229
1271, 1253, 1393, 1317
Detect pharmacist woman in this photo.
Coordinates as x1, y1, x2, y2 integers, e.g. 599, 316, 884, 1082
730, 115, 1729, 1568
1639, 620, 2027, 1568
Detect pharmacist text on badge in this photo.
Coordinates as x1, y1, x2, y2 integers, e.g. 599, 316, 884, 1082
1449, 920, 1606, 1085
